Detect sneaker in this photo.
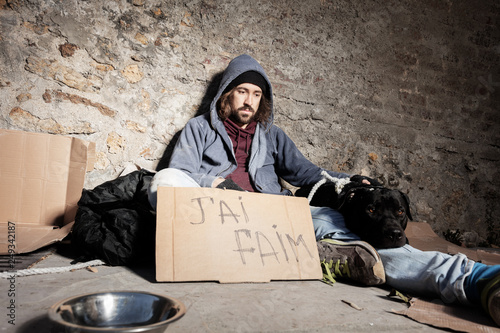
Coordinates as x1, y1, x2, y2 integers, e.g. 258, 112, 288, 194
481, 274, 500, 326
317, 238, 385, 286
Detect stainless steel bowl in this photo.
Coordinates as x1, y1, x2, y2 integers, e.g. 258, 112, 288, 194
48, 291, 186, 333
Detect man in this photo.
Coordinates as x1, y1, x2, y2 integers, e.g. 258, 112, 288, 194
148, 54, 500, 325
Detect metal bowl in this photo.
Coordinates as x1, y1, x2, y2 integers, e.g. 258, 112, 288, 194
48, 291, 186, 333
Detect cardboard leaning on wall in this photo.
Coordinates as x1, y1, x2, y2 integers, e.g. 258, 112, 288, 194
0, 129, 95, 254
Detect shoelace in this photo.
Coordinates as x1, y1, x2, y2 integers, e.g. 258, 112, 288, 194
321, 259, 351, 285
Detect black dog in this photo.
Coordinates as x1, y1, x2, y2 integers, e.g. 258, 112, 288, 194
295, 175, 412, 249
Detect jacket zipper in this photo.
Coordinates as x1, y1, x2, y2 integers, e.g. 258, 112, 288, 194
217, 162, 234, 177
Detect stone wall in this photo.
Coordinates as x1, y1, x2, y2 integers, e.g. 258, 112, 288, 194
1, 0, 499, 246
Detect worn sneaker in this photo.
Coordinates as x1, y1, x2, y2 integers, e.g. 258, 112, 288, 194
317, 238, 385, 286
465, 262, 500, 325
481, 273, 500, 326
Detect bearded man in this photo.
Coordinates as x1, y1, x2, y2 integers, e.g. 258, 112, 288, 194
148, 54, 500, 325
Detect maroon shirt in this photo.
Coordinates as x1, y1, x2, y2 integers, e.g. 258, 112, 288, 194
224, 118, 257, 191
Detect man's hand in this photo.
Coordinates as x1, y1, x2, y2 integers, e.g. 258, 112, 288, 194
350, 175, 382, 186
216, 178, 245, 191
212, 178, 225, 188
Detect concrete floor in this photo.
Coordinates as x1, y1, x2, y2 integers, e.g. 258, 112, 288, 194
1, 243, 493, 333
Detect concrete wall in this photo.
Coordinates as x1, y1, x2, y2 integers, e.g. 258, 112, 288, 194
1, 0, 499, 246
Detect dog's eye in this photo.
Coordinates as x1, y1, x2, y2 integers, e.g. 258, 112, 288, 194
367, 205, 376, 214
397, 208, 405, 216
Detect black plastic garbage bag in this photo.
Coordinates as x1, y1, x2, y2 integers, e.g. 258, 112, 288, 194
72, 169, 156, 266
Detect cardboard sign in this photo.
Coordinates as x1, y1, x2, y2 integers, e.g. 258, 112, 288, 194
0, 129, 95, 254
156, 187, 322, 283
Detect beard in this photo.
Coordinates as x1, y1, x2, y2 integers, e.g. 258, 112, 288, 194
229, 106, 256, 126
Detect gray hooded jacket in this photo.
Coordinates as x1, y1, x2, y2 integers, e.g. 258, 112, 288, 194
168, 54, 349, 195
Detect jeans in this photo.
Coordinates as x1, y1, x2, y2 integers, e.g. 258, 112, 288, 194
311, 206, 474, 304
150, 168, 474, 305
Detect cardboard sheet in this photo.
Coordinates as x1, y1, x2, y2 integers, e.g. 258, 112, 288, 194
0, 129, 94, 254
406, 222, 500, 265
156, 187, 322, 283
398, 222, 500, 331
395, 298, 500, 332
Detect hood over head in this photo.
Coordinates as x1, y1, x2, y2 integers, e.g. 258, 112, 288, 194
210, 54, 273, 131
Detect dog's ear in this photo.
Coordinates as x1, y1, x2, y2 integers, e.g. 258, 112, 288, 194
400, 191, 413, 221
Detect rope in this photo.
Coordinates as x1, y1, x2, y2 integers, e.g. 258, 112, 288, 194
0, 259, 106, 278
307, 170, 351, 203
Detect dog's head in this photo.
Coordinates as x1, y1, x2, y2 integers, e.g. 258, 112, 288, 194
338, 186, 412, 249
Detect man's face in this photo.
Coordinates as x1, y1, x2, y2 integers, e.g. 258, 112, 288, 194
229, 83, 262, 129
